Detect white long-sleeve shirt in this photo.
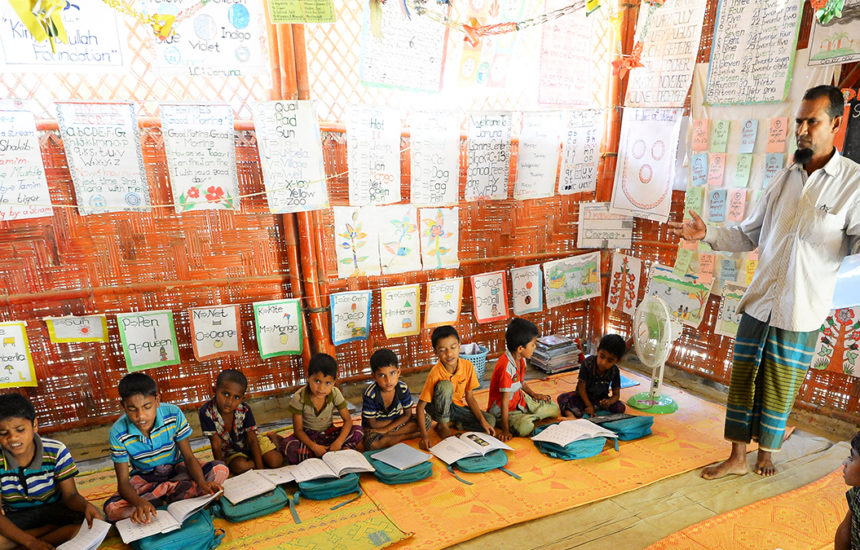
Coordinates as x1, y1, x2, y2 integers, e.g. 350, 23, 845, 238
704, 150, 860, 332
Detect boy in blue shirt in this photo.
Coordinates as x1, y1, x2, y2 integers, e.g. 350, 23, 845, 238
104, 372, 228, 523
0, 394, 102, 550
362, 349, 427, 450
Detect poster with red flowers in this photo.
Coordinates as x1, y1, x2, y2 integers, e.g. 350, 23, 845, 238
607, 253, 641, 317
812, 307, 860, 377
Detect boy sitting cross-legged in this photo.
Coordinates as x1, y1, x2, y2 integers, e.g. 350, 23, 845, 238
0, 394, 103, 550
362, 349, 428, 450
557, 334, 627, 419
103, 372, 227, 524
488, 318, 559, 441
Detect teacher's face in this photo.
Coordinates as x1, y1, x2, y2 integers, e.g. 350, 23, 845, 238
795, 96, 841, 157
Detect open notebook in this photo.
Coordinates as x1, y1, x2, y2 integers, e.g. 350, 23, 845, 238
429, 432, 513, 465
56, 519, 111, 550
531, 419, 618, 447
115, 491, 222, 544
370, 443, 432, 471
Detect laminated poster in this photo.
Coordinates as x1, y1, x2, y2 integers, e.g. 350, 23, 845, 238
515, 111, 561, 200
538, 0, 594, 107
188, 305, 241, 361
0, 109, 52, 221
380, 284, 421, 338
116, 311, 180, 372
610, 108, 682, 223
543, 252, 601, 309
253, 101, 329, 213
465, 112, 511, 201
378, 205, 422, 275
161, 104, 239, 212
471, 271, 509, 324
578, 202, 633, 249
268, 0, 336, 23
511, 265, 543, 315
559, 109, 604, 195
409, 111, 460, 206
809, 3, 860, 67
333, 206, 381, 278
329, 291, 371, 346
424, 278, 463, 329
607, 252, 642, 317
360, 0, 449, 92
739, 119, 758, 154
690, 153, 708, 186
346, 105, 401, 205
44, 315, 108, 343
420, 207, 460, 270
691, 119, 709, 151
643, 264, 711, 328
56, 101, 150, 216
716, 281, 747, 338
0, 322, 36, 388
811, 306, 860, 377
253, 299, 302, 359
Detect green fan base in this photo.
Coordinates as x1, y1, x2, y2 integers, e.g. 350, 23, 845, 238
627, 392, 679, 414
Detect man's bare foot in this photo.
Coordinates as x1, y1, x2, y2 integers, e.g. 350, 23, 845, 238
754, 450, 776, 476
434, 422, 452, 440
701, 457, 748, 480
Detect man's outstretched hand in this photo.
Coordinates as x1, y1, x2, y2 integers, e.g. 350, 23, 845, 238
668, 210, 707, 242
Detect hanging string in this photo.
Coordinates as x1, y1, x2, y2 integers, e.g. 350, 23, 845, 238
409, 0, 588, 37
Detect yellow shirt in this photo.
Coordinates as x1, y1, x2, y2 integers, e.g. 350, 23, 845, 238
419, 358, 479, 407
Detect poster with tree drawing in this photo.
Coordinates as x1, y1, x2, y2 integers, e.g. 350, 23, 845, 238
812, 307, 860, 377
333, 206, 381, 278
607, 253, 641, 317
543, 252, 601, 309
419, 207, 460, 270
378, 205, 422, 274
643, 264, 712, 328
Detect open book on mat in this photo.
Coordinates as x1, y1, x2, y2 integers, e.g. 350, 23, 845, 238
430, 432, 513, 465
116, 491, 222, 544
56, 519, 111, 550
531, 419, 618, 447
370, 442, 432, 470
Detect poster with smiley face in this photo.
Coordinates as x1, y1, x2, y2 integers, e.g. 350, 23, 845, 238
510, 265, 543, 315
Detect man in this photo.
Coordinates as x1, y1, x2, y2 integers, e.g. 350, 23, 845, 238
670, 85, 860, 479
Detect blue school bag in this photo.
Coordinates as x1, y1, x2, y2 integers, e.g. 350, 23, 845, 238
131, 509, 224, 550
211, 486, 292, 522
531, 424, 618, 461
363, 451, 433, 485
447, 449, 521, 485
298, 472, 363, 507
601, 415, 654, 441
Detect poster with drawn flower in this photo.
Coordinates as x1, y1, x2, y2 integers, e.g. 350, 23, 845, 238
425, 278, 463, 328
330, 291, 372, 346
812, 307, 860, 377
510, 265, 543, 315
333, 206, 381, 278
378, 205, 422, 274
471, 271, 509, 324
419, 207, 459, 270
0, 322, 37, 388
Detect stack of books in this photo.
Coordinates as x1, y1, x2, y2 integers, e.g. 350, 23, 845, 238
530, 334, 583, 374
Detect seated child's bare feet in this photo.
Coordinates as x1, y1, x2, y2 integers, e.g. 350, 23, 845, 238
434, 421, 452, 440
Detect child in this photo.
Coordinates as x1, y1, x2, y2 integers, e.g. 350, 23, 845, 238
557, 334, 627, 418
104, 372, 227, 524
488, 318, 559, 440
362, 349, 428, 450
836, 431, 860, 550
199, 369, 283, 475
0, 394, 102, 550
272, 353, 363, 464
416, 325, 496, 450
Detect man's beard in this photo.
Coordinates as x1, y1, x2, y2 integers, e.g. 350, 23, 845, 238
793, 147, 814, 165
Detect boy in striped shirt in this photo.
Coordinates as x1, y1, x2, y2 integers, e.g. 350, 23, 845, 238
103, 373, 228, 523
0, 394, 102, 550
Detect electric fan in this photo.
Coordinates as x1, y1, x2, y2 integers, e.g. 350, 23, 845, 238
628, 294, 679, 414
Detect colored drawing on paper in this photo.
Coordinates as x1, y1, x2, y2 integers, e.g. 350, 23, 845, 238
253, 299, 302, 358
330, 291, 371, 346
410, 111, 460, 206
425, 278, 463, 328
644, 264, 711, 328
347, 105, 401, 205
809, 3, 860, 66
716, 281, 747, 338
543, 252, 601, 309
559, 109, 604, 194
511, 265, 543, 315
381, 284, 421, 338
466, 112, 512, 201
188, 305, 241, 361
116, 311, 180, 372
457, 0, 526, 88
334, 206, 381, 278
44, 315, 108, 343
420, 207, 459, 270
607, 253, 642, 317
812, 307, 860, 377
0, 322, 36, 388
379, 205, 421, 274
471, 271, 509, 324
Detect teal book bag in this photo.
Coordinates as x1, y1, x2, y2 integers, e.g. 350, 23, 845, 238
363, 451, 433, 485
131, 509, 224, 550
211, 486, 292, 523
532, 424, 618, 461
298, 472, 363, 508
447, 449, 520, 485
602, 415, 654, 441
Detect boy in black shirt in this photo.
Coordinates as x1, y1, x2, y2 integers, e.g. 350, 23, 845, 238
557, 334, 626, 418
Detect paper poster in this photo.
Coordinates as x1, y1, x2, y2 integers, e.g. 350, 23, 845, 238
644, 264, 711, 328
745, 259, 758, 285
698, 253, 716, 286
329, 291, 371, 346
809, 2, 860, 67
538, 0, 594, 106
116, 311, 180, 372
44, 315, 108, 343
673, 247, 694, 276
608, 253, 642, 317
471, 271, 509, 324
360, 0, 449, 92
56, 102, 149, 216
543, 252, 601, 308
716, 281, 747, 337
161, 104, 239, 213
145, 0, 268, 78
409, 111, 460, 206
378, 205, 422, 274
0, 109, 52, 221
708, 189, 727, 222
766, 117, 788, 152
739, 119, 759, 153
253, 299, 302, 358
559, 109, 604, 195
380, 284, 421, 338
610, 108, 682, 223
0, 322, 36, 388
511, 265, 543, 315
253, 101, 329, 213
727, 188, 747, 221
0, 0, 125, 69
710, 120, 730, 153
466, 112, 512, 201
691, 153, 708, 186
692, 119, 709, 151
721, 258, 738, 283
515, 111, 561, 200
420, 207, 460, 270
346, 105, 401, 205
683, 186, 705, 220
764, 153, 785, 187
188, 306, 241, 361
425, 278, 464, 328
706, 0, 803, 105
811, 307, 860, 376
707, 153, 726, 186
457, 0, 526, 88
268, 0, 336, 23
333, 206, 381, 278
734, 154, 753, 187
577, 202, 633, 249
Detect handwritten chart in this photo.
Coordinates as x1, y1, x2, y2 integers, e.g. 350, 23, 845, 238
330, 291, 371, 346
0, 322, 36, 388
466, 112, 511, 201
269, 0, 336, 23
471, 271, 509, 324
116, 311, 180, 372
44, 315, 108, 343
347, 106, 401, 205
410, 111, 460, 206
511, 265, 543, 315
543, 252, 601, 308
0, 109, 52, 221
577, 202, 633, 249
425, 278, 463, 328
188, 305, 241, 361
381, 284, 421, 338
253, 299, 302, 358
538, 0, 593, 106
515, 111, 561, 200
559, 109, 604, 195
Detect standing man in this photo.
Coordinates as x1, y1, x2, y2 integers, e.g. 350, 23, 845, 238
669, 85, 860, 479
